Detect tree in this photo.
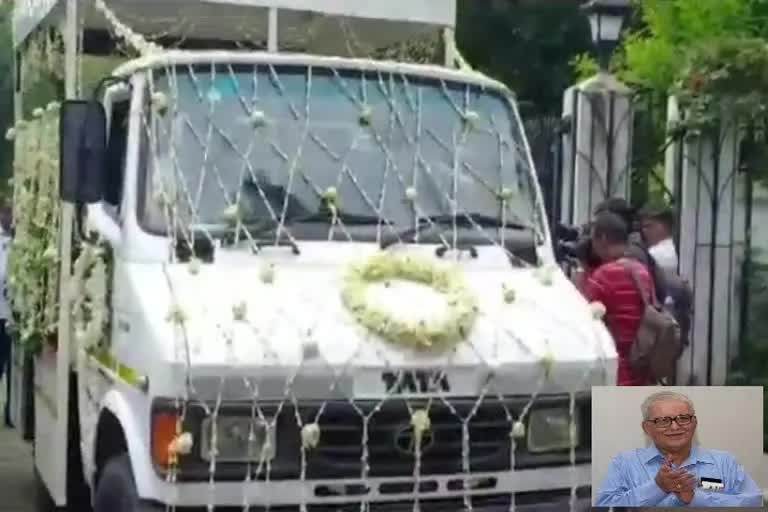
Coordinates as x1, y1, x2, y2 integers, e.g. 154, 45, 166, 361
456, 0, 592, 116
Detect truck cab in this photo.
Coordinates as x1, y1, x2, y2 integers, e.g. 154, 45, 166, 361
9, 1, 617, 511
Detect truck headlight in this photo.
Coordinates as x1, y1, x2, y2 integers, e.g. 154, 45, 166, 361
200, 416, 276, 462
526, 407, 579, 453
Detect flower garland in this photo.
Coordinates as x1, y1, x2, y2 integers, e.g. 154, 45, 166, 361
71, 242, 110, 352
340, 252, 478, 351
6, 103, 61, 353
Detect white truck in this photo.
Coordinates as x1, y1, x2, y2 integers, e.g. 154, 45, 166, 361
8, 1, 616, 511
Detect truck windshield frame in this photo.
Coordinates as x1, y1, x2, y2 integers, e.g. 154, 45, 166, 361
135, 61, 545, 242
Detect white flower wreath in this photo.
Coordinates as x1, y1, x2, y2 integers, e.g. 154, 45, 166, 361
340, 252, 478, 351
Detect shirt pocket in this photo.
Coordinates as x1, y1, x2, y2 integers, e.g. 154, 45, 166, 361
698, 472, 726, 492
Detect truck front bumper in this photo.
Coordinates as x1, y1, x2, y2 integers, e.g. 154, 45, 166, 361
140, 486, 593, 511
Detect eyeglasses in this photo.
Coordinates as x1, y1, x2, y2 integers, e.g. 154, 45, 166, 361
646, 414, 696, 428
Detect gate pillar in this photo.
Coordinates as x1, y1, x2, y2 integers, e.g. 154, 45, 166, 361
560, 72, 634, 228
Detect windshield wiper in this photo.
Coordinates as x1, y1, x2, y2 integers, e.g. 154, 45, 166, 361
240, 209, 392, 241
286, 210, 388, 226
191, 222, 300, 255
379, 213, 533, 249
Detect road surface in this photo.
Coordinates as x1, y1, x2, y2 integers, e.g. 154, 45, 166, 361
0, 387, 35, 512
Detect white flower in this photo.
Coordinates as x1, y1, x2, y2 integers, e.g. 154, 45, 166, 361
301, 423, 321, 450
42, 245, 57, 261
590, 301, 606, 320
410, 409, 431, 440
502, 283, 516, 304
32, 108, 44, 118
187, 257, 201, 275
405, 187, 417, 201
260, 263, 275, 284
535, 265, 555, 286
169, 432, 194, 455
539, 351, 555, 380
250, 110, 268, 128
221, 203, 240, 225
166, 304, 186, 325
232, 301, 247, 322
151, 92, 168, 114
129, 35, 144, 51
46, 101, 60, 113
321, 186, 338, 203
511, 420, 526, 439
359, 105, 373, 126
462, 110, 480, 127
5, 128, 15, 141
497, 187, 515, 201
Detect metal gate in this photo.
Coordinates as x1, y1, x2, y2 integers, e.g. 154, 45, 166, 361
543, 85, 759, 387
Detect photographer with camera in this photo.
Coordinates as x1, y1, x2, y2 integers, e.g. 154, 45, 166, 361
556, 198, 668, 303
578, 210, 655, 385
557, 197, 691, 384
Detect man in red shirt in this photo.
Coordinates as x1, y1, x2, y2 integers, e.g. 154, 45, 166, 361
580, 211, 654, 386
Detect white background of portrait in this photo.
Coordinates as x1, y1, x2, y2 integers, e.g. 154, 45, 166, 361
591, 386, 766, 501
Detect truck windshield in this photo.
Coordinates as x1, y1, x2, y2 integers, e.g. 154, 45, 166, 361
140, 63, 543, 241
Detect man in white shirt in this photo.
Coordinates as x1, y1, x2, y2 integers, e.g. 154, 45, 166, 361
639, 205, 679, 275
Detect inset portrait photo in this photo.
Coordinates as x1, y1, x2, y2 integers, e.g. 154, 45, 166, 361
591, 386, 765, 509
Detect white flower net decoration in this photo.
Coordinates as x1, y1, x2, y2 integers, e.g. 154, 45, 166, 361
139, 59, 611, 511
79, 3, 615, 512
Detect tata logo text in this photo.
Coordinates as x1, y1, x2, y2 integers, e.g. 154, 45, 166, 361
381, 370, 451, 394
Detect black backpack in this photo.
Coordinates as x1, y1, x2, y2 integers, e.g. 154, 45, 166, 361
660, 270, 693, 347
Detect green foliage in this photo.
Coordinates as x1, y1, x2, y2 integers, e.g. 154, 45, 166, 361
457, 0, 592, 115
619, 0, 754, 91
672, 38, 768, 136
570, 53, 599, 83
726, 253, 768, 449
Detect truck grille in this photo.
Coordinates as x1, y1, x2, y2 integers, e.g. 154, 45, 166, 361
170, 394, 591, 482
306, 398, 511, 477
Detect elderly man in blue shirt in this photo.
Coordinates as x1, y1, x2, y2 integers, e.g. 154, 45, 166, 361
595, 390, 763, 507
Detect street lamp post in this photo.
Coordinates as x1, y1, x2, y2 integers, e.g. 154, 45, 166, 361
580, 0, 631, 71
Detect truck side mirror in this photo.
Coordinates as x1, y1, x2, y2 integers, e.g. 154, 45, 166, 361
59, 100, 107, 203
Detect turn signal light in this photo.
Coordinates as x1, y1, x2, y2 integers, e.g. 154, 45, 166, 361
151, 411, 180, 467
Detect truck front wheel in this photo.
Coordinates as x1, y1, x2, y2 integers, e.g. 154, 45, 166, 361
93, 454, 158, 512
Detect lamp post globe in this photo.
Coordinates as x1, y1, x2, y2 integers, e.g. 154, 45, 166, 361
581, 0, 631, 71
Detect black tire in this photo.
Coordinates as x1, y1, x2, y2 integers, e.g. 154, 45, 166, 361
93, 453, 158, 512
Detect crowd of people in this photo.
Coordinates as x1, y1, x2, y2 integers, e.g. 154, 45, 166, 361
565, 198, 690, 386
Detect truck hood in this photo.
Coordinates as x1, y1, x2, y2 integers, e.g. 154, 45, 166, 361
115, 243, 616, 397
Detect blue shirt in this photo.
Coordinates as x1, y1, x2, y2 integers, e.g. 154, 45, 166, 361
595, 444, 763, 507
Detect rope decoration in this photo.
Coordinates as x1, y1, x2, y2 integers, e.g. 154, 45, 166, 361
138, 58, 610, 512
5, 5, 614, 512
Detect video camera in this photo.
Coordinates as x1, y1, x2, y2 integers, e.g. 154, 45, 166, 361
554, 222, 599, 272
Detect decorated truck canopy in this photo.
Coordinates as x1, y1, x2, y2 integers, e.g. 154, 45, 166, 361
14, 0, 456, 56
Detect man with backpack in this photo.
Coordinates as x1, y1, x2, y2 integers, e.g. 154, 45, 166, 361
595, 198, 693, 353
638, 205, 693, 352
593, 198, 669, 304
578, 211, 656, 385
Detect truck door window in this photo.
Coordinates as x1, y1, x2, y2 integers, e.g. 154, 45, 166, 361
104, 100, 130, 210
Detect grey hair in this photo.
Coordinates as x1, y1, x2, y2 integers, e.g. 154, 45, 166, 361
641, 391, 695, 420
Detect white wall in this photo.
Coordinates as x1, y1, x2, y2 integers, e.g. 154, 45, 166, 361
591, 386, 766, 497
